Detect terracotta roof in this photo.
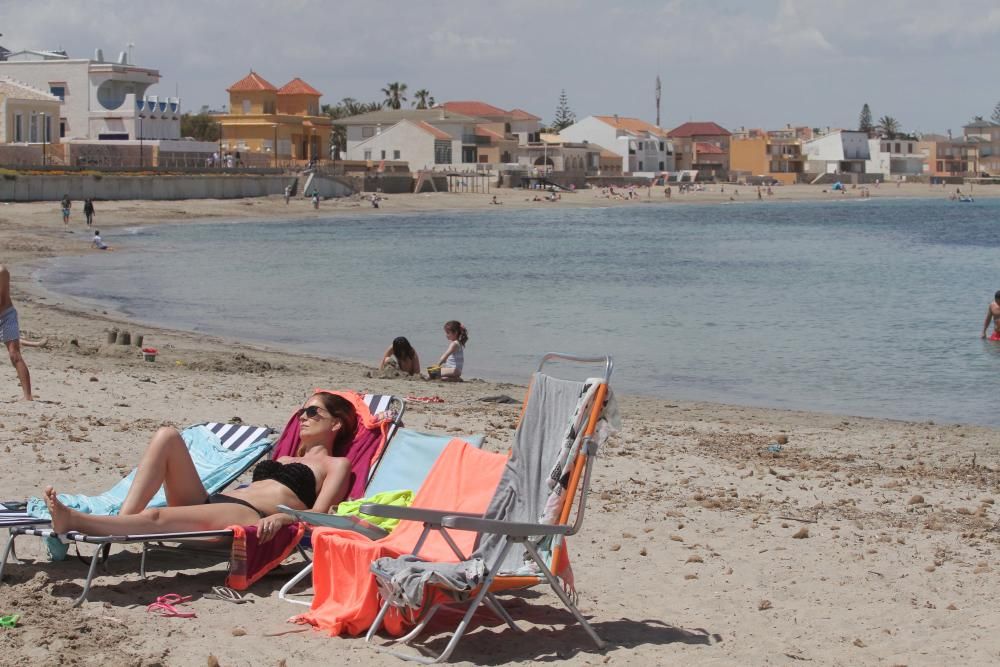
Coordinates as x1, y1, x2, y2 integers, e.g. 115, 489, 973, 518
593, 115, 668, 137
475, 126, 505, 140
509, 108, 541, 121
441, 100, 508, 117
667, 121, 731, 138
227, 71, 277, 92
695, 142, 725, 155
278, 77, 322, 96
415, 121, 453, 140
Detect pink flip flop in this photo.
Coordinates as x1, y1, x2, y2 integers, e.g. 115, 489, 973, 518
146, 593, 196, 618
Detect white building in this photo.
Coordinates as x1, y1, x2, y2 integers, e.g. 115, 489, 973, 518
558, 115, 674, 174
0, 77, 61, 144
337, 108, 484, 169
865, 137, 924, 179
802, 129, 870, 174
0, 47, 180, 141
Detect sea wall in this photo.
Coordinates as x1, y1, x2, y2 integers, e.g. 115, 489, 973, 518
0, 174, 294, 201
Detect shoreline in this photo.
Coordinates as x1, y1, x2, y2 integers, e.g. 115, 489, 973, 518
1, 190, 999, 665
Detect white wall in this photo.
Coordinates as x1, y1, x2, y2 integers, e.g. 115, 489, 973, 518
346, 120, 437, 169
0, 60, 90, 140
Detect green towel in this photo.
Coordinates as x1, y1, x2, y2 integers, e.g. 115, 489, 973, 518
335, 489, 413, 532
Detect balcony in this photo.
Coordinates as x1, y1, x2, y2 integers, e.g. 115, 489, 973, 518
461, 134, 492, 146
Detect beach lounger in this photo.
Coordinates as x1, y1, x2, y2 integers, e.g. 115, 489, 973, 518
277, 427, 485, 605
0, 393, 404, 606
0, 421, 275, 605
363, 353, 617, 663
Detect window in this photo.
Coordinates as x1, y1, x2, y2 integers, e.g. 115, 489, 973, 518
363, 150, 372, 160
381, 150, 386, 159
29, 113, 38, 143
241, 99, 251, 114
393, 150, 400, 159
49, 85, 65, 101
659, 161, 664, 170
637, 141, 643, 150
659, 141, 664, 151
907, 143, 913, 153
434, 139, 452, 164
44, 115, 52, 142
362, 126, 375, 138
14, 113, 22, 142
894, 142, 901, 153
60, 119, 66, 138
638, 160, 644, 170
263, 101, 275, 114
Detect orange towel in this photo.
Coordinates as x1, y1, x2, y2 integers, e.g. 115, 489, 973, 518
293, 439, 508, 636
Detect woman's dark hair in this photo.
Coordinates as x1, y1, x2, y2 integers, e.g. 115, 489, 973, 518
314, 392, 358, 452
392, 336, 416, 362
444, 320, 469, 347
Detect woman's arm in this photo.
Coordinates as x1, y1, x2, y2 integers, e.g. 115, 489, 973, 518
437, 341, 457, 366
255, 512, 295, 543
983, 309, 994, 338
379, 344, 393, 369
413, 351, 421, 375
311, 458, 352, 514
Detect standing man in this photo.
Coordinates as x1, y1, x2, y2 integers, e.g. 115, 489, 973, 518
0, 266, 34, 400
981, 290, 1000, 340
83, 198, 95, 227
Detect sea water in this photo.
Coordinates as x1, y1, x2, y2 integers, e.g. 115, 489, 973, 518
38, 197, 1000, 426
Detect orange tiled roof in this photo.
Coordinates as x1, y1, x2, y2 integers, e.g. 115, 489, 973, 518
509, 108, 541, 121
278, 77, 322, 96
442, 100, 508, 117
667, 121, 731, 138
594, 115, 668, 137
227, 71, 277, 92
415, 121, 452, 140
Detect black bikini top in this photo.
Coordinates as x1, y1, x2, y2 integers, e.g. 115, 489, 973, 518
252, 460, 317, 508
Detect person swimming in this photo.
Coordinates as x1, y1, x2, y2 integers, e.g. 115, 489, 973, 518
981, 290, 1000, 341
43, 392, 357, 543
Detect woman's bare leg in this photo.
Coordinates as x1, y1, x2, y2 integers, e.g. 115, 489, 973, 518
119, 427, 208, 515
45, 487, 258, 535
439, 367, 462, 381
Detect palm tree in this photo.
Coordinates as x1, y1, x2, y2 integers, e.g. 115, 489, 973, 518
877, 115, 901, 139
412, 89, 435, 109
381, 82, 408, 110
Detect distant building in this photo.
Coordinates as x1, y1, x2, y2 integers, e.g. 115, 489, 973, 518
963, 120, 1000, 175
865, 137, 923, 179
559, 115, 673, 174
802, 129, 870, 175
0, 47, 178, 141
335, 101, 544, 171
918, 134, 981, 178
730, 125, 809, 184
0, 77, 61, 144
667, 121, 731, 180
215, 71, 331, 164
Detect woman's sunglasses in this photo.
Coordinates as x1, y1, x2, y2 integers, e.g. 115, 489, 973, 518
297, 405, 329, 420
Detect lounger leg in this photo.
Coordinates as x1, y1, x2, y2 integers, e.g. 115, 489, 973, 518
484, 593, 523, 633
278, 562, 313, 605
140, 543, 149, 578
72, 543, 104, 607
0, 532, 17, 581
522, 539, 606, 650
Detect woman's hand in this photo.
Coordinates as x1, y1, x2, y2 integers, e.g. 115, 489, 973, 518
256, 513, 293, 544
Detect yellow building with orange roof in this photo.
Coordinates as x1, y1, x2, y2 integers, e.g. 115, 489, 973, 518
215, 71, 331, 165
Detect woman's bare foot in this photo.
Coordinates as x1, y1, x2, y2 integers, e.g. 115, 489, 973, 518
43, 486, 74, 533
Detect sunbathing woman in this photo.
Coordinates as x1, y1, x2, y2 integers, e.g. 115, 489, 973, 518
379, 336, 421, 375
44, 392, 357, 543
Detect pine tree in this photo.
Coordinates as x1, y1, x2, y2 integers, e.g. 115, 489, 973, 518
859, 103, 873, 135
552, 90, 576, 131
992, 100, 1000, 124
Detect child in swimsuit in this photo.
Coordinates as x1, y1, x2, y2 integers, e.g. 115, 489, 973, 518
43, 393, 358, 543
436, 320, 468, 381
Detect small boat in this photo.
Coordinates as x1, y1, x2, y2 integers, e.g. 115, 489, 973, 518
959, 195, 975, 202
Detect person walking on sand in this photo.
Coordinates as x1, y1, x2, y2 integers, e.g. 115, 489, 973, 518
435, 320, 468, 381
284, 185, 291, 205
981, 290, 1000, 340
83, 198, 95, 227
0, 266, 40, 400
60, 194, 71, 225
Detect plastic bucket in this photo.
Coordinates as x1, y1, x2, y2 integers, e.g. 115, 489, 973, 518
142, 347, 157, 362
426, 365, 441, 379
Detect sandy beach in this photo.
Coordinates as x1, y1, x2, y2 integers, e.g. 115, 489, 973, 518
1, 186, 999, 666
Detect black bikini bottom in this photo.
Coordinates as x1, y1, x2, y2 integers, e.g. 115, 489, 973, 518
205, 493, 266, 518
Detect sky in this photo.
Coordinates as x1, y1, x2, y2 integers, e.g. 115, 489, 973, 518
3, 0, 998, 135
